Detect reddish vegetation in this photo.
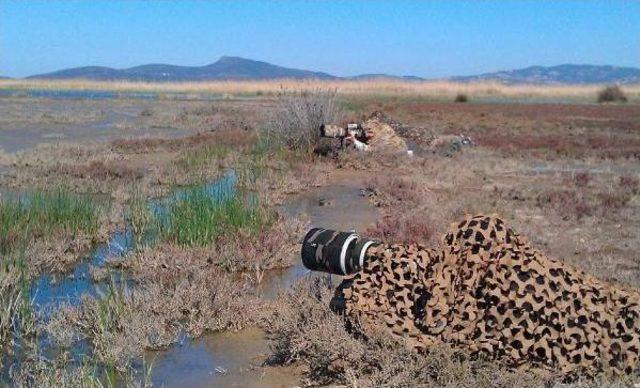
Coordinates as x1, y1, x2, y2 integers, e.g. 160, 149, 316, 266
401, 102, 640, 131
366, 214, 435, 245
535, 185, 633, 220
471, 131, 640, 159
619, 175, 640, 194
598, 192, 631, 212
573, 172, 591, 188
379, 102, 640, 159
535, 189, 587, 219
369, 176, 421, 205
51, 160, 145, 181
112, 129, 255, 153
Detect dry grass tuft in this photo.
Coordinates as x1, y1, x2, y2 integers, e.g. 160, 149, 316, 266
51, 159, 145, 181
112, 129, 255, 154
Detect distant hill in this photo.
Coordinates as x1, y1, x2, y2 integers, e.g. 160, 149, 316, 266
451, 64, 640, 85
29, 56, 336, 81
26, 58, 640, 84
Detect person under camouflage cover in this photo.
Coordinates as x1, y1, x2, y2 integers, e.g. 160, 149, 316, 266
332, 214, 640, 375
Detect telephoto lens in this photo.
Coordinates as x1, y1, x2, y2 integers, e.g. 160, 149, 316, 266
319, 124, 347, 138
301, 228, 378, 275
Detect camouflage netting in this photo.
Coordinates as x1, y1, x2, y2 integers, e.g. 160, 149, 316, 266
333, 214, 640, 376
365, 111, 473, 156
361, 114, 408, 152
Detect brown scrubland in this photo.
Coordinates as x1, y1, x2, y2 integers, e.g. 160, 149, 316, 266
0, 84, 639, 386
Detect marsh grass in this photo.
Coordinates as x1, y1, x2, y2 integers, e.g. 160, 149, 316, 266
157, 185, 271, 247
128, 187, 153, 248
174, 143, 229, 170
0, 251, 36, 369
89, 278, 135, 375
11, 345, 153, 387
0, 188, 100, 254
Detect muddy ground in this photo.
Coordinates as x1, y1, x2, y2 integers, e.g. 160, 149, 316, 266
1, 95, 639, 386
0, 97, 272, 153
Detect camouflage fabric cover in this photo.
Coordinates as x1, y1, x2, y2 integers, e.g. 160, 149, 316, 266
362, 117, 408, 152
334, 214, 640, 375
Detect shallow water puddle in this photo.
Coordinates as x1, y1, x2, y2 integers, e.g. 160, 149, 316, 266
31, 229, 134, 309
13, 170, 378, 386
147, 177, 379, 386
149, 328, 300, 388
29, 170, 238, 311
0, 88, 259, 101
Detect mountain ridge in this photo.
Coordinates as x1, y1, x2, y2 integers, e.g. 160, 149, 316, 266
26, 57, 640, 84
28, 56, 336, 82
451, 64, 640, 85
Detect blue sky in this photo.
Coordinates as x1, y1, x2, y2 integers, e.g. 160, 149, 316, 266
1, 1, 638, 78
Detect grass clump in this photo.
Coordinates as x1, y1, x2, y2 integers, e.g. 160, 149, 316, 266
128, 186, 153, 248
174, 144, 229, 170
158, 186, 270, 247
0, 251, 36, 369
0, 188, 100, 254
597, 85, 627, 103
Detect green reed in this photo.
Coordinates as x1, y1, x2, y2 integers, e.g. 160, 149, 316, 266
0, 188, 100, 254
157, 185, 269, 247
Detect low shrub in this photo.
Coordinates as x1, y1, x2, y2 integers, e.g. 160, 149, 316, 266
454, 93, 469, 103
174, 144, 229, 170
574, 172, 591, 188
263, 278, 552, 386
535, 189, 592, 220
47, 270, 256, 376
0, 252, 35, 359
597, 85, 627, 103
619, 175, 639, 195
367, 176, 422, 206
366, 214, 436, 245
268, 88, 342, 153
598, 192, 631, 212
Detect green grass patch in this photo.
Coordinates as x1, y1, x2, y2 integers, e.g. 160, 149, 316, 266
174, 144, 229, 170
0, 188, 101, 254
157, 186, 270, 247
